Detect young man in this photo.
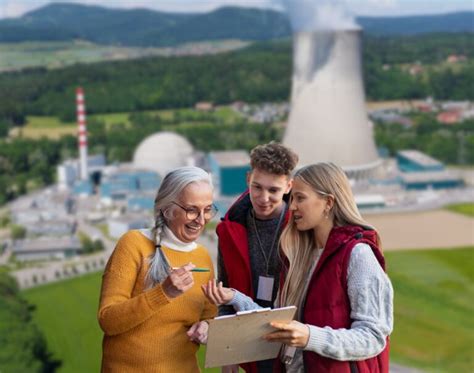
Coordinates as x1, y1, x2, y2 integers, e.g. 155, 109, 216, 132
216, 142, 298, 373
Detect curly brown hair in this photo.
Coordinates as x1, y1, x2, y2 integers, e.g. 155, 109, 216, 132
250, 142, 299, 176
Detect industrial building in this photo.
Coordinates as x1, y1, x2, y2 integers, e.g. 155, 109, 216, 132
133, 131, 195, 176
208, 150, 250, 197
396, 150, 463, 189
26, 220, 76, 237
108, 214, 152, 239
58, 154, 106, 193
400, 171, 464, 190
100, 170, 160, 204
397, 150, 445, 172
12, 237, 82, 262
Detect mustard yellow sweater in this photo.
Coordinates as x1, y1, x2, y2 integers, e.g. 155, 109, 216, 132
98, 230, 217, 372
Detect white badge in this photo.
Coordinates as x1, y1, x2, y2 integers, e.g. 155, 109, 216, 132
257, 276, 274, 301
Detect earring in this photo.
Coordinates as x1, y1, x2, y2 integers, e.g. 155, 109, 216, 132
325, 210, 329, 219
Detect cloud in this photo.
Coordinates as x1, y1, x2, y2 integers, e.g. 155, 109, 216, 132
366, 0, 397, 6
0, 0, 43, 18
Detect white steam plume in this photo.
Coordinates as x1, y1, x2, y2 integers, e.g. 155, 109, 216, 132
278, 0, 359, 31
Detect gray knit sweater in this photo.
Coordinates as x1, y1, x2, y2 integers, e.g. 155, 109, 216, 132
227, 243, 394, 367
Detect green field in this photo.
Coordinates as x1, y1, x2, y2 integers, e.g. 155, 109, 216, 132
23, 272, 219, 372
0, 40, 249, 72
387, 247, 474, 372
13, 106, 242, 139
446, 203, 474, 217
23, 247, 474, 372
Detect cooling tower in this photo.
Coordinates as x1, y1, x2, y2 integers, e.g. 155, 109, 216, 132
283, 30, 381, 178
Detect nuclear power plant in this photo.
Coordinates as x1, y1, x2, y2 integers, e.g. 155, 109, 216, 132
283, 30, 382, 178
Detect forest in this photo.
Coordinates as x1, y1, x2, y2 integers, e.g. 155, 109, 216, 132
0, 33, 472, 130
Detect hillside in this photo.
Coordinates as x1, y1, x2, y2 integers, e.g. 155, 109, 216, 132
0, 4, 289, 45
0, 3, 472, 45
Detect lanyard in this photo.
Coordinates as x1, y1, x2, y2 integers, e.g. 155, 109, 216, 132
251, 205, 286, 276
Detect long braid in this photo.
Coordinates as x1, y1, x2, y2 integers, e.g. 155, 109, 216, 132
145, 211, 170, 288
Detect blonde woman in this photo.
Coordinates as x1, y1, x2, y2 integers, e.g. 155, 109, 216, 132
203, 162, 393, 373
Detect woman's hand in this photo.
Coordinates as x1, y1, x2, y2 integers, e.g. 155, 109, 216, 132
187, 321, 209, 344
201, 279, 235, 305
162, 263, 195, 298
263, 320, 310, 348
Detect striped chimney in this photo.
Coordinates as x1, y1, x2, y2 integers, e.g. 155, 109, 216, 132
76, 87, 88, 180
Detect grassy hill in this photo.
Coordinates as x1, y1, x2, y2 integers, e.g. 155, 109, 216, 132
23, 247, 474, 372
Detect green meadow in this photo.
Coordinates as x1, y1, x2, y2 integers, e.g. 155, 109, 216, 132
445, 202, 474, 217
0, 40, 248, 72
14, 107, 241, 139
23, 271, 219, 372
23, 247, 474, 372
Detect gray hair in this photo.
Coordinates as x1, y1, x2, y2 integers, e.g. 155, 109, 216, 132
146, 166, 213, 287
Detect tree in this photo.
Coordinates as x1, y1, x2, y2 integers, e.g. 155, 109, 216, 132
11, 225, 26, 240
0, 272, 61, 372
80, 236, 105, 254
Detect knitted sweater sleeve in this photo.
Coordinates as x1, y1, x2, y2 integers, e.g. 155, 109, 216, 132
227, 290, 262, 311
98, 232, 171, 336
304, 243, 394, 360
201, 251, 218, 320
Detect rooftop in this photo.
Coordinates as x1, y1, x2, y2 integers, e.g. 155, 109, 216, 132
13, 237, 82, 253
398, 150, 443, 167
209, 150, 250, 167
400, 170, 462, 183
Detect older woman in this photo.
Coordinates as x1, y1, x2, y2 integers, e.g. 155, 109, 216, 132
98, 166, 217, 372
203, 162, 393, 373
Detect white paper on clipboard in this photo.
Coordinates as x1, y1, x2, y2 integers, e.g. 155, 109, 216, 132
204, 306, 297, 368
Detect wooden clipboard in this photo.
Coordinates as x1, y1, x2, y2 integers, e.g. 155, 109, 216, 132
204, 306, 297, 368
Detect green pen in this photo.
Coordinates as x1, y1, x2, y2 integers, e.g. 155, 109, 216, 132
172, 267, 210, 272
190, 268, 210, 272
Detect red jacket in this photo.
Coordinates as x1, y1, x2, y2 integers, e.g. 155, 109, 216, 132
278, 225, 390, 373
216, 190, 290, 373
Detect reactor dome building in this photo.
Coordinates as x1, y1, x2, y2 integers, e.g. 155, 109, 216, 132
133, 131, 195, 176
283, 29, 382, 178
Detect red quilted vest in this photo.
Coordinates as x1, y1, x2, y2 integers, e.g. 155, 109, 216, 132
278, 225, 390, 373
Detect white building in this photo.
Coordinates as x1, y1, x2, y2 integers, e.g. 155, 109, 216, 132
108, 214, 151, 239
12, 237, 82, 262
133, 132, 195, 177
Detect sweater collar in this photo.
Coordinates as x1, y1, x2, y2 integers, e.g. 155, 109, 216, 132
160, 226, 197, 252
138, 226, 197, 252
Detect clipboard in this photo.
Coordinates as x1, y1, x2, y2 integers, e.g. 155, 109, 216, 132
205, 306, 297, 368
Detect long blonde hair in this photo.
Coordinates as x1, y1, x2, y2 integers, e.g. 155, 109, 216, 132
279, 162, 380, 308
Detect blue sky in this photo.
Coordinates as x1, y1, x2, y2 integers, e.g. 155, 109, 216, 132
0, 0, 472, 19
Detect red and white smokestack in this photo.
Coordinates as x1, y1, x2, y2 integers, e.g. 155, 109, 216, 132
76, 87, 88, 180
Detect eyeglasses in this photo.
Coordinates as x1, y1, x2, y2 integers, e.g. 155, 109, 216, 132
172, 201, 218, 221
